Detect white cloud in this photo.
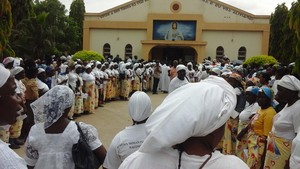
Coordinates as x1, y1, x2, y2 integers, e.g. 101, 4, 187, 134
59, 0, 295, 15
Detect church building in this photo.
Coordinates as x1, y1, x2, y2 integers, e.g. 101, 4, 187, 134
83, 0, 270, 63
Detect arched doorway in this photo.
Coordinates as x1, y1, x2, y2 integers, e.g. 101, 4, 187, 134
150, 46, 196, 64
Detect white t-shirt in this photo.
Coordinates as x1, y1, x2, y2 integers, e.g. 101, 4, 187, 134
68, 72, 78, 90
119, 149, 249, 169
291, 130, 300, 169
0, 139, 27, 169
272, 100, 300, 140
239, 102, 260, 122
25, 121, 102, 169
103, 124, 147, 169
57, 74, 69, 86
36, 78, 49, 93
82, 72, 95, 83
168, 77, 189, 93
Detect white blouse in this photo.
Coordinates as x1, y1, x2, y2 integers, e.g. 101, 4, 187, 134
0, 139, 27, 169
25, 121, 102, 169
82, 72, 95, 83
239, 102, 260, 122
272, 100, 300, 140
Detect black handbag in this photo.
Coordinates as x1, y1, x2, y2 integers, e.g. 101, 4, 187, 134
72, 122, 101, 169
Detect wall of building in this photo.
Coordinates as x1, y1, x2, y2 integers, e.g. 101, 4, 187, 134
202, 31, 262, 61
84, 0, 270, 62
89, 29, 146, 58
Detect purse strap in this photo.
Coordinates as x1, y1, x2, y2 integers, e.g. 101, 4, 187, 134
75, 122, 87, 142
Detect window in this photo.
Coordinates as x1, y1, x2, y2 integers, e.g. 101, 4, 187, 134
216, 46, 224, 59
125, 44, 132, 58
238, 46, 246, 61
103, 43, 111, 57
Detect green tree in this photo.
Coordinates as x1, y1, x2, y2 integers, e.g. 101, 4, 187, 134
34, 0, 67, 53
9, 0, 35, 58
14, 12, 53, 59
69, 0, 85, 52
269, 3, 296, 64
289, 0, 300, 75
0, 0, 14, 60
9, 0, 34, 27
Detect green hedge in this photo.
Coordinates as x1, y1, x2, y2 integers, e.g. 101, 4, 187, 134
72, 50, 105, 62
243, 55, 278, 67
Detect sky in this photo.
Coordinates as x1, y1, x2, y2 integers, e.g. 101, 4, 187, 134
59, 0, 295, 15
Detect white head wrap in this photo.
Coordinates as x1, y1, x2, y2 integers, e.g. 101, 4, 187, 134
11, 66, 24, 76
30, 85, 75, 129
139, 76, 236, 153
187, 62, 193, 70
176, 64, 186, 72
0, 65, 10, 88
211, 67, 221, 76
13, 58, 21, 68
75, 64, 82, 70
95, 61, 101, 66
2, 57, 14, 65
128, 91, 152, 122
278, 75, 300, 97
38, 68, 45, 74
85, 64, 92, 69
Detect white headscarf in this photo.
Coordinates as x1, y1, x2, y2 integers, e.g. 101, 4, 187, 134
278, 75, 300, 97
139, 76, 236, 153
176, 64, 186, 72
11, 66, 24, 76
128, 91, 152, 122
0, 65, 10, 88
211, 67, 221, 76
30, 85, 75, 129
38, 68, 45, 74
2, 57, 14, 65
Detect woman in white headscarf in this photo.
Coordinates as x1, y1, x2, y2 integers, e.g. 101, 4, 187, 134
7, 67, 27, 148
168, 64, 189, 93
119, 76, 249, 169
103, 91, 152, 169
0, 65, 26, 168
263, 75, 300, 169
57, 64, 69, 85
82, 64, 96, 114
25, 85, 107, 169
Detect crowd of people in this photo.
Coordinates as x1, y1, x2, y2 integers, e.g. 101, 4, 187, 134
0, 54, 300, 169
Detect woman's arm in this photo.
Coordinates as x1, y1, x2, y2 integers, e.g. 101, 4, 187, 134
93, 145, 107, 166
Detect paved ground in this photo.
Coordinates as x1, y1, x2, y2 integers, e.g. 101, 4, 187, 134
15, 92, 167, 158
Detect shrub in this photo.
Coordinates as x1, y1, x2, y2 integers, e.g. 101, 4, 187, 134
72, 50, 105, 62
243, 55, 278, 67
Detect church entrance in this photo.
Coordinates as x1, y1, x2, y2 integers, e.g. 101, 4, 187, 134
150, 46, 196, 65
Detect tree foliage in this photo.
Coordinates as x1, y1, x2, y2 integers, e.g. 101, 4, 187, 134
6, 0, 85, 60
69, 0, 85, 52
72, 50, 105, 62
0, 0, 14, 60
289, 0, 300, 75
269, 3, 297, 64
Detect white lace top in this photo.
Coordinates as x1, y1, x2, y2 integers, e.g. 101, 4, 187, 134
25, 121, 102, 169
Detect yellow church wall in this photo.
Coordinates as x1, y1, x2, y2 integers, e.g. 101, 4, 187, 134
202, 31, 262, 60
89, 29, 146, 57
